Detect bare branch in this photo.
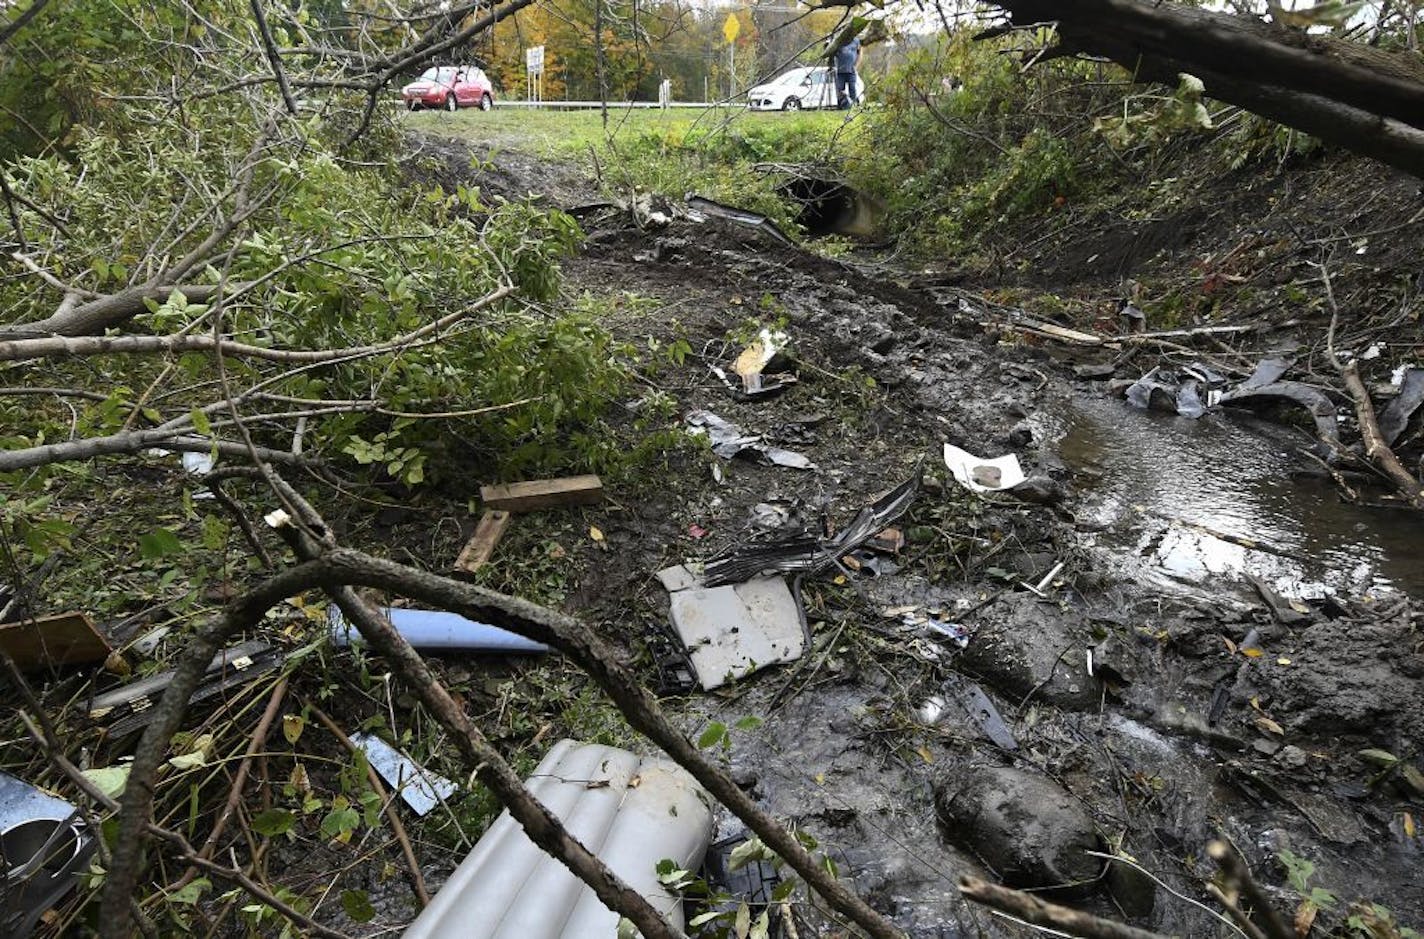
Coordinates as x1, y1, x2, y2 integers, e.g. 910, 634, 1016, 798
248, 0, 299, 114
958, 875, 1167, 939
0, 0, 52, 47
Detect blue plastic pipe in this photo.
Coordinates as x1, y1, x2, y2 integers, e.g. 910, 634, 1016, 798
329, 606, 548, 653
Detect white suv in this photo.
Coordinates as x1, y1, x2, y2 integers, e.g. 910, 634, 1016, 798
746, 66, 863, 111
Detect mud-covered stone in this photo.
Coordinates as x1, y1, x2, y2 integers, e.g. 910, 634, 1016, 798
1236, 617, 1424, 739
958, 593, 1099, 709
935, 765, 1101, 894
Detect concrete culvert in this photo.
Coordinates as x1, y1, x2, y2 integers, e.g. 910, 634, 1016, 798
778, 174, 881, 239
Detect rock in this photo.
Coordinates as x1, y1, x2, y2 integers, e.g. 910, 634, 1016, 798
1276, 745, 1308, 769
1074, 362, 1118, 380
1009, 476, 1065, 506
1002, 421, 1034, 449
935, 765, 1101, 895
958, 594, 1099, 710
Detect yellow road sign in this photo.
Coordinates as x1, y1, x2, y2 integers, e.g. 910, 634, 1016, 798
723, 12, 740, 43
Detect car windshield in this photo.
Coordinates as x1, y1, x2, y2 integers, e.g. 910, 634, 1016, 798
776, 69, 815, 86
419, 67, 458, 82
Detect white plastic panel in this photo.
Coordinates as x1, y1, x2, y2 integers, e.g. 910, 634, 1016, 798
403, 741, 713, 939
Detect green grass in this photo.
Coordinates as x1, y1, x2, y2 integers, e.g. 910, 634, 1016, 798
409, 105, 857, 160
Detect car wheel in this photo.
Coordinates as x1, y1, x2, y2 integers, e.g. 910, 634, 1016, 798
444, 94, 458, 113
480, 93, 492, 112
783, 97, 801, 111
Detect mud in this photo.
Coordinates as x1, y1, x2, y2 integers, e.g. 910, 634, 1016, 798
374, 137, 1424, 938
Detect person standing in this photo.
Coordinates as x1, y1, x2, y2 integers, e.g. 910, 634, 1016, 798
834, 35, 861, 109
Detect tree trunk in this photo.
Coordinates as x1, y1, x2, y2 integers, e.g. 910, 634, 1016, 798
989, 0, 1424, 178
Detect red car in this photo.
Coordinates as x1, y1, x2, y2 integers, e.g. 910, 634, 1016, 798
402, 66, 495, 112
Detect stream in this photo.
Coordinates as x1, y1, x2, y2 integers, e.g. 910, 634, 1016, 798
1042, 395, 1424, 600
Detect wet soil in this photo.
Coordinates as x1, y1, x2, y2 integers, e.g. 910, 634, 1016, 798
373, 136, 1424, 938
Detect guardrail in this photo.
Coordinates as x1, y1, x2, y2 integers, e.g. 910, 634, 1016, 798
489, 100, 736, 109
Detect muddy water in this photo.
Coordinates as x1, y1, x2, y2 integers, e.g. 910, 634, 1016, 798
1042, 396, 1424, 598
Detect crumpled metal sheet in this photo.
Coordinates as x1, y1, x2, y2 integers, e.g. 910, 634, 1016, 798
1217, 380, 1341, 455
704, 472, 921, 586
686, 410, 815, 470
1380, 366, 1424, 446
1124, 364, 1225, 418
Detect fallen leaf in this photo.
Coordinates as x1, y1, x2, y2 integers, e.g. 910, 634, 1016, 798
83, 765, 131, 799
1276, 657, 1292, 666
282, 714, 305, 745
1256, 716, 1285, 736
1403, 811, 1416, 839
915, 745, 934, 764
1223, 637, 1238, 655
589, 525, 605, 543
1242, 647, 1265, 658
1295, 898, 1318, 937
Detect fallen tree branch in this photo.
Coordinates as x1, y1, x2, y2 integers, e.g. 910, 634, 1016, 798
102, 564, 335, 939
248, 0, 298, 114
0, 430, 307, 472
306, 699, 430, 909
289, 548, 905, 939
1207, 841, 1295, 939
958, 875, 1167, 939
0, 0, 52, 47
0, 283, 252, 340
0, 283, 517, 362
101, 518, 904, 939
985, 0, 1424, 177
15, 707, 353, 939
1341, 360, 1424, 507
167, 677, 289, 895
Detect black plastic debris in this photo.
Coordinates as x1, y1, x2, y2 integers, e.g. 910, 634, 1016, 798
1120, 358, 1344, 457
941, 674, 1018, 751
88, 639, 283, 738
704, 472, 921, 586
1123, 364, 1225, 418
1236, 355, 1293, 393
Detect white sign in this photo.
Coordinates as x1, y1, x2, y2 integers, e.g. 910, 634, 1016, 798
525, 45, 545, 74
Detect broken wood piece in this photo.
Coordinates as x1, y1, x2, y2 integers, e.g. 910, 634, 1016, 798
1342, 361, 1424, 509
453, 510, 512, 572
480, 475, 604, 513
958, 875, 1167, 939
867, 527, 904, 554
0, 611, 110, 670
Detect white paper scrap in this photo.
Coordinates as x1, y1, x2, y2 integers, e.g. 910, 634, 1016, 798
943, 443, 1026, 493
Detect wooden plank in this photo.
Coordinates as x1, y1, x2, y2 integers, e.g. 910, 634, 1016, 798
480, 475, 604, 513
0, 611, 111, 670
453, 510, 512, 573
